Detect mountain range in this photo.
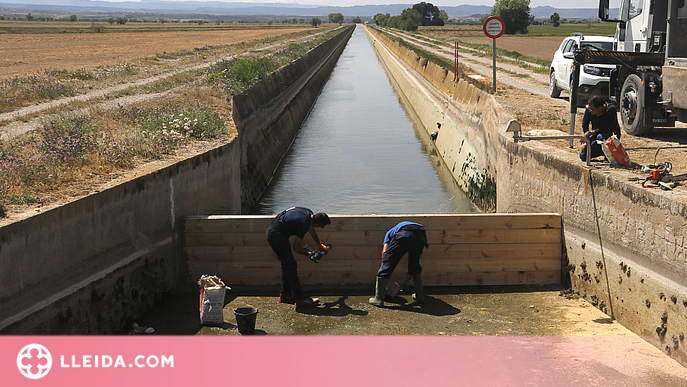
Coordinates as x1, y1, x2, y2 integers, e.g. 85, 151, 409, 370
0, 1, 604, 19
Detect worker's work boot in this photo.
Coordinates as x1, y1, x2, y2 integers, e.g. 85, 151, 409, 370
400, 276, 412, 293
411, 274, 424, 304
295, 296, 320, 306
369, 277, 389, 307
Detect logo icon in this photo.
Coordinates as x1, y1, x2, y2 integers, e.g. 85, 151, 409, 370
17, 343, 52, 379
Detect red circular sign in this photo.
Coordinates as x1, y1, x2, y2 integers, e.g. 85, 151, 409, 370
483, 16, 505, 39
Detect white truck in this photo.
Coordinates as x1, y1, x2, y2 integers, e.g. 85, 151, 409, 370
583, 0, 687, 135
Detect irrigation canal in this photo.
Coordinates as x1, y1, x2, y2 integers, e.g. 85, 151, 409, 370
250, 25, 477, 215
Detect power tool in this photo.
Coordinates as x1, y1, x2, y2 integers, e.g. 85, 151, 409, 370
303, 244, 332, 263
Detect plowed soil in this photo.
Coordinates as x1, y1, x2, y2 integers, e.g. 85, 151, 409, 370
0, 28, 309, 79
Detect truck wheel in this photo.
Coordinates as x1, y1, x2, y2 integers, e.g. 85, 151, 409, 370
620, 74, 653, 136
549, 71, 561, 98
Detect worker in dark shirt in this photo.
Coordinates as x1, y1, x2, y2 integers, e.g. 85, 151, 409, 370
369, 221, 429, 307
266, 207, 331, 306
579, 95, 622, 162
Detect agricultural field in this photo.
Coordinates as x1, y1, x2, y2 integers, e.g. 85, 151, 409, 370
0, 21, 313, 79
0, 22, 339, 221
419, 22, 617, 61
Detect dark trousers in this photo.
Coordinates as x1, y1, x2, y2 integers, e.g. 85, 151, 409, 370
266, 226, 304, 299
377, 237, 424, 278
579, 132, 613, 161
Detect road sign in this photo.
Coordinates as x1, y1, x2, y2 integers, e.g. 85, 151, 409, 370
483, 16, 505, 39
483, 16, 505, 92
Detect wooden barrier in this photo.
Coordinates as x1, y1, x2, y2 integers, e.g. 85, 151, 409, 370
184, 213, 562, 287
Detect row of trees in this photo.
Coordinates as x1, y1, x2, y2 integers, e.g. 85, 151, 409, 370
373, 0, 533, 35
373, 2, 448, 31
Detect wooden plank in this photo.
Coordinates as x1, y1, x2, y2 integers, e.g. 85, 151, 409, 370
426, 270, 561, 286
185, 243, 559, 262
184, 230, 389, 247
184, 213, 561, 233
184, 229, 560, 247
188, 257, 558, 277
184, 216, 272, 233
441, 229, 560, 244
422, 258, 561, 272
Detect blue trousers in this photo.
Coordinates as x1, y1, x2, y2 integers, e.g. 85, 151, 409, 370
579, 132, 613, 161
377, 236, 424, 278
266, 226, 305, 299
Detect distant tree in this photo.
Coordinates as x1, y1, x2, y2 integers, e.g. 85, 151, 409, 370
69, 15, 78, 22
115, 17, 128, 25
328, 12, 344, 24
373, 13, 390, 26
26, 13, 34, 21
107, 18, 115, 24
159, 19, 167, 24
439, 10, 449, 24
91, 22, 105, 32
310, 17, 321, 27
387, 8, 419, 31
550, 12, 560, 27
352, 16, 362, 23
490, 0, 531, 34
412, 2, 444, 26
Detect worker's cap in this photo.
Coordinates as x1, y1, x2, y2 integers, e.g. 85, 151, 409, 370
313, 213, 331, 227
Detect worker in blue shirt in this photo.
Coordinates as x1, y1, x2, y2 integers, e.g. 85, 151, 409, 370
369, 221, 429, 307
266, 207, 331, 306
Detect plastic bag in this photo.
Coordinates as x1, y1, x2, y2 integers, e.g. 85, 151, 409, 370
198, 275, 229, 325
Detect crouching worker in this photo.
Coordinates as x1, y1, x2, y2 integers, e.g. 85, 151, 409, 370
369, 221, 429, 307
579, 95, 621, 162
266, 207, 331, 306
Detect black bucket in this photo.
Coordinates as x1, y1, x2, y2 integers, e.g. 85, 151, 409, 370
234, 305, 258, 334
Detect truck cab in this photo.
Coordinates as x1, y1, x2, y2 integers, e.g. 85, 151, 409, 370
591, 0, 687, 135
614, 0, 668, 53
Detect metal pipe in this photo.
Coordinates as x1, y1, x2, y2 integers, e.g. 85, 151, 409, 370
512, 133, 592, 166
569, 61, 581, 148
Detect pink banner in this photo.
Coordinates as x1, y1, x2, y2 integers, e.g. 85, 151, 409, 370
2, 335, 685, 386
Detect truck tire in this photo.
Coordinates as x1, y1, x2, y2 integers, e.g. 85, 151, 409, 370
549, 70, 561, 98
620, 74, 653, 136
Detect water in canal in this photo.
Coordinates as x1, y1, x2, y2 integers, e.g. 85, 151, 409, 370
250, 26, 476, 215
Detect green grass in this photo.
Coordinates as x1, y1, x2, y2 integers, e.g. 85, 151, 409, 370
526, 22, 616, 37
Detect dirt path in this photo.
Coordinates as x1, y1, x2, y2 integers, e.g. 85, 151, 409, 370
389, 28, 687, 180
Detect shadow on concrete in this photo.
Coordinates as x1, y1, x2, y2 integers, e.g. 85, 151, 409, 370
296, 296, 369, 316
383, 295, 461, 316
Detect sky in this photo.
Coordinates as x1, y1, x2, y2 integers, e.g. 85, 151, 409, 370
25, 0, 606, 10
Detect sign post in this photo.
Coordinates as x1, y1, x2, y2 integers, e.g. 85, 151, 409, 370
483, 16, 505, 92
454, 41, 459, 82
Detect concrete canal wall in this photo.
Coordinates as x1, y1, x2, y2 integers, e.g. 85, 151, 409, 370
233, 26, 355, 213
364, 27, 498, 212
364, 25, 687, 367
0, 26, 354, 334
